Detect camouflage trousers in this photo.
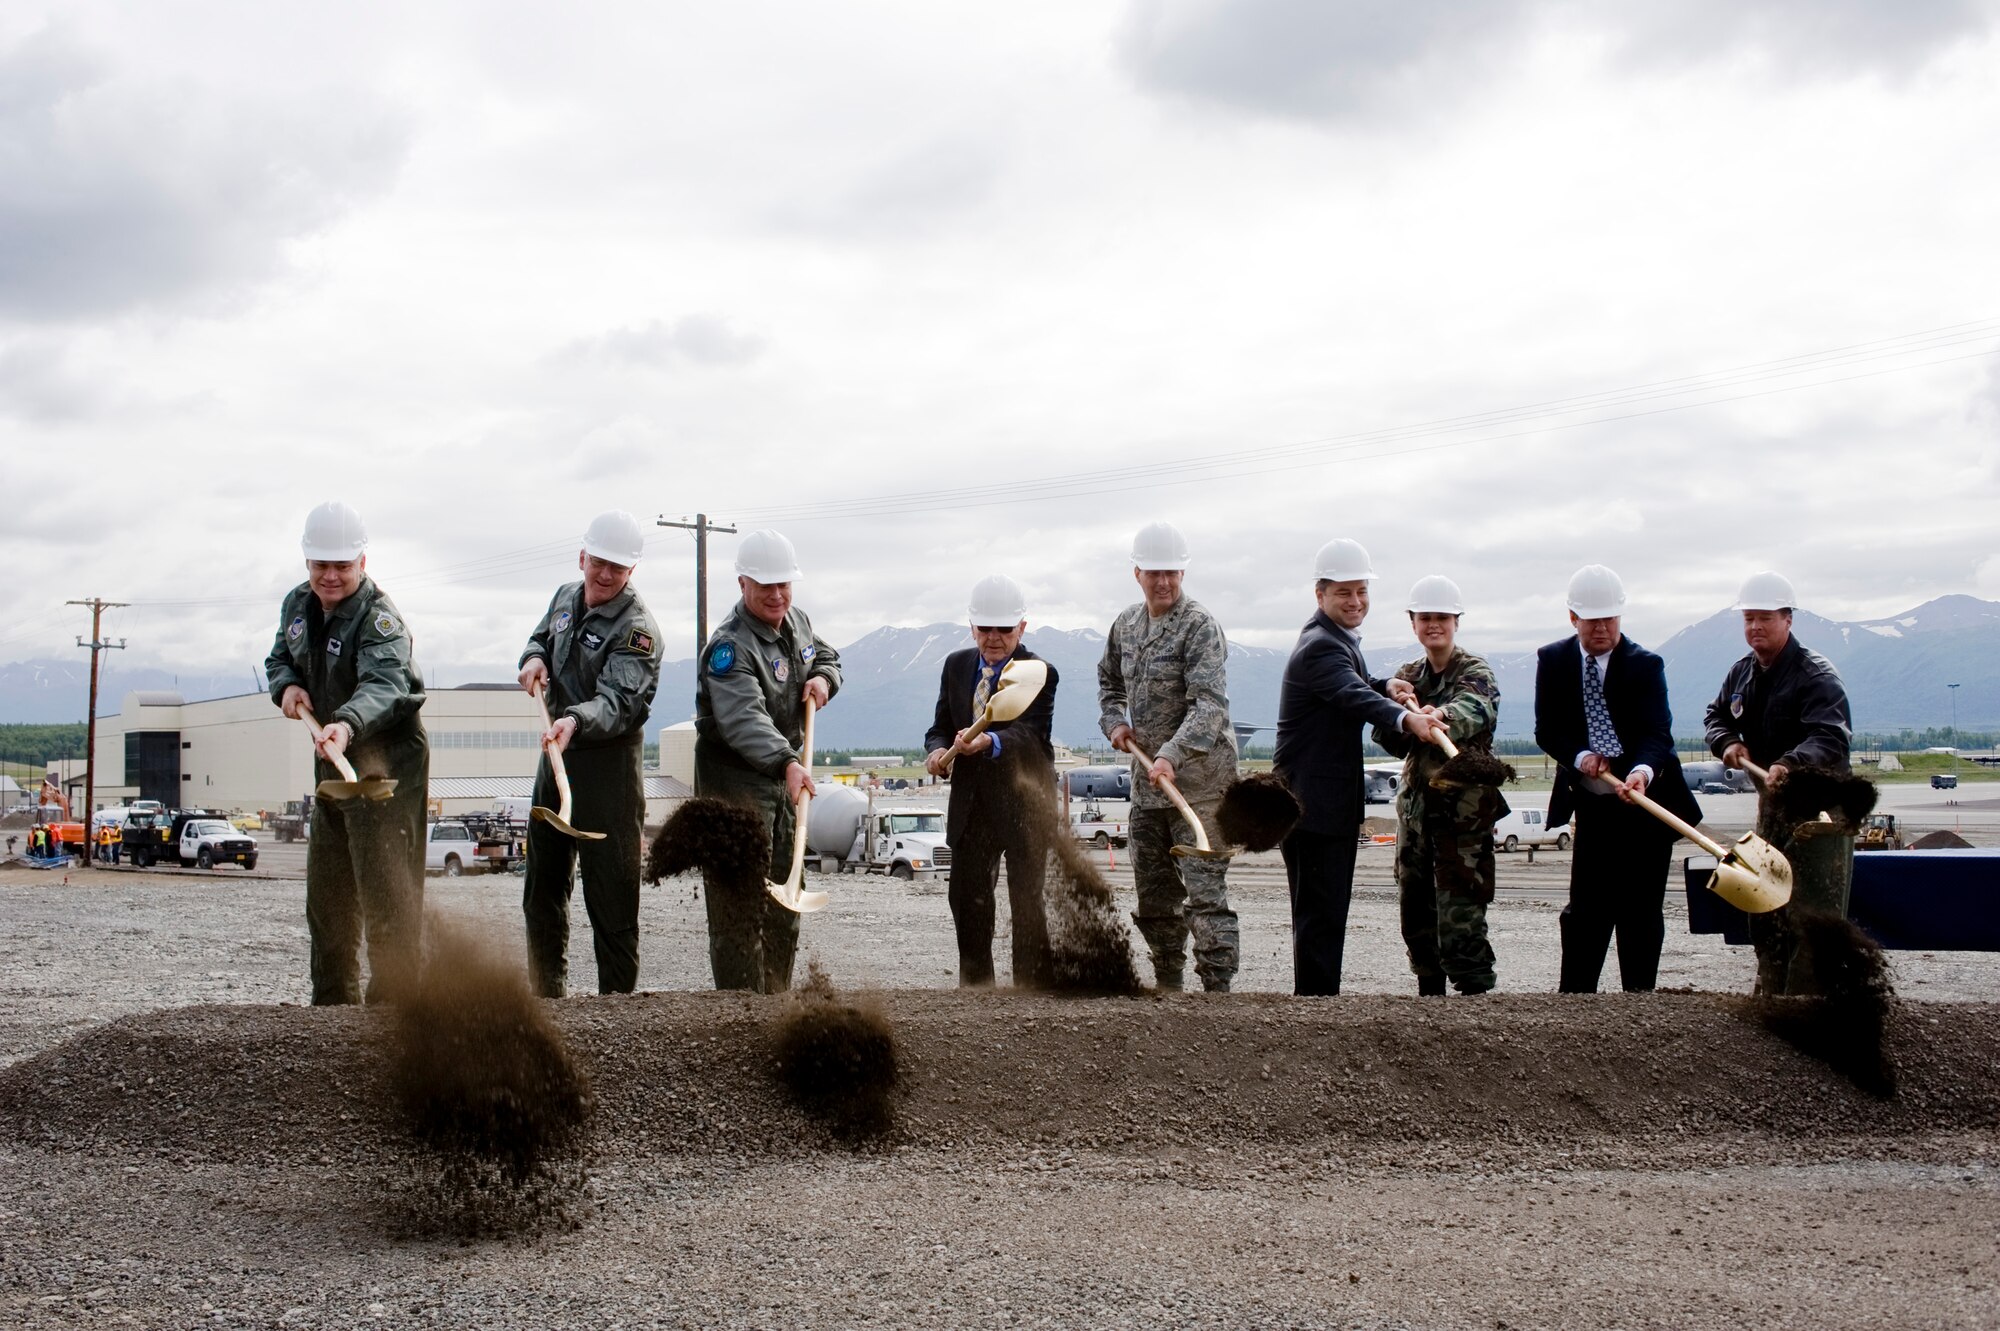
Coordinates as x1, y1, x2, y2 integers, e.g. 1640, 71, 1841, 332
1395, 786, 1504, 995
1129, 802, 1237, 989
694, 759, 800, 994
1750, 826, 1855, 996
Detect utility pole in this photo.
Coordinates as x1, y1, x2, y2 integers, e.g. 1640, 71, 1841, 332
656, 513, 738, 658
69, 598, 128, 871
1948, 682, 1960, 777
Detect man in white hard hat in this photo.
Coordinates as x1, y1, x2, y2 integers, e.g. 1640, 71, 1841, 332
1273, 539, 1447, 996
1368, 576, 1507, 996
518, 510, 665, 997
924, 574, 1059, 987
1533, 565, 1703, 992
1703, 571, 1854, 995
694, 529, 841, 992
1099, 521, 1238, 991
264, 501, 430, 1005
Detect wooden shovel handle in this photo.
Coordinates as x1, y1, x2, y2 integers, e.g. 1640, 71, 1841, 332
297, 706, 362, 784
1126, 741, 1214, 854
1623, 785, 1729, 860
779, 698, 818, 885
1402, 700, 1460, 759
937, 703, 994, 777
530, 686, 580, 824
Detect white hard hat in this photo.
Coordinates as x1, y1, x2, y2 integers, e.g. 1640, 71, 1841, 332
1130, 521, 1190, 571
1737, 570, 1796, 612
581, 510, 644, 566
1566, 564, 1627, 619
967, 574, 1027, 625
734, 529, 801, 583
301, 501, 367, 561
1407, 574, 1465, 615
1313, 538, 1374, 582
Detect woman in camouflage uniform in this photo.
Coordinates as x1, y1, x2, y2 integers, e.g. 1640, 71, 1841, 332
1371, 576, 1508, 996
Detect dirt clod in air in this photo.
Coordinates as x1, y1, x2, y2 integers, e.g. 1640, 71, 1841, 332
386, 915, 595, 1236
1759, 766, 1878, 843
1755, 909, 1897, 1097
1216, 773, 1301, 853
1014, 773, 1144, 996
1431, 750, 1516, 791
771, 962, 898, 1142
646, 797, 772, 899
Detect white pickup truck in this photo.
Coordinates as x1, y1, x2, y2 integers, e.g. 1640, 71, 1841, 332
177, 818, 260, 870
426, 821, 485, 876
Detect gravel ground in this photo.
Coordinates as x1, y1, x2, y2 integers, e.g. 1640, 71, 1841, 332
2, 845, 1997, 1329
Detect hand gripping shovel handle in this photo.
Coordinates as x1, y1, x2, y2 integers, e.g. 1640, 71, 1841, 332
299, 706, 397, 800
937, 709, 993, 778
1403, 700, 1461, 759
1126, 741, 1224, 859
768, 697, 830, 914
297, 706, 363, 786
530, 686, 607, 841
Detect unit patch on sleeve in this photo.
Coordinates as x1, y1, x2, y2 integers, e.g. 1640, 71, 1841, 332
373, 611, 398, 636
627, 629, 655, 655
552, 611, 572, 634
708, 640, 736, 673
286, 616, 304, 643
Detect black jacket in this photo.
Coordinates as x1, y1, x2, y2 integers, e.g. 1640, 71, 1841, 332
1534, 635, 1701, 830
1704, 636, 1851, 774
924, 645, 1058, 846
1273, 611, 1409, 836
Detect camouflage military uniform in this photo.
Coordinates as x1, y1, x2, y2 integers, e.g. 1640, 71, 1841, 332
1098, 595, 1238, 990
1372, 648, 1508, 995
264, 578, 428, 1006
519, 581, 664, 997
694, 599, 841, 992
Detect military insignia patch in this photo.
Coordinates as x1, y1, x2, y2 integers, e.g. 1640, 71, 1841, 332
628, 629, 654, 654
552, 611, 572, 633
1730, 692, 1744, 719
327, 637, 343, 658
581, 630, 605, 650
772, 657, 790, 684
374, 611, 397, 636
708, 641, 736, 673
286, 615, 304, 643
801, 644, 815, 662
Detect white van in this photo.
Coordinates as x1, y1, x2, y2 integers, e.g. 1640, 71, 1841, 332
1492, 808, 1570, 852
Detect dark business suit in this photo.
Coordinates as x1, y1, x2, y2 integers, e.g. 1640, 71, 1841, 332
1274, 610, 1411, 995
1534, 635, 1702, 992
925, 644, 1058, 987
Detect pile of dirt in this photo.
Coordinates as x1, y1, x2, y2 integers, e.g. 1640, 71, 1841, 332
770, 962, 898, 1142
5, 992, 1996, 1174
1908, 829, 1974, 850
1022, 774, 1143, 995
384, 915, 595, 1235
1756, 910, 1897, 1096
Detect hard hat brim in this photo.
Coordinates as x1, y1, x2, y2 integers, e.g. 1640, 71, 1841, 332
581, 541, 640, 567
1568, 601, 1624, 619
302, 543, 365, 561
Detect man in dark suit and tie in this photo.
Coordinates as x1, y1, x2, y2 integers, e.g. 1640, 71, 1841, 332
1533, 564, 1704, 993
924, 574, 1059, 988
1274, 539, 1449, 996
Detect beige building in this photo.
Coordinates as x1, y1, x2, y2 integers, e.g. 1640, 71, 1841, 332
85, 685, 548, 814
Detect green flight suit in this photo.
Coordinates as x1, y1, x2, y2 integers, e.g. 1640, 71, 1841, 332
1372, 647, 1508, 996
693, 599, 841, 992
519, 581, 665, 997
265, 577, 429, 1006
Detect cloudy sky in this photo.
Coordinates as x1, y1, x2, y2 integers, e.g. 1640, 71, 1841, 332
3, 0, 1997, 690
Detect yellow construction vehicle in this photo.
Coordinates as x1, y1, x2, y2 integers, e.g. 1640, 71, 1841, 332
1856, 812, 1902, 852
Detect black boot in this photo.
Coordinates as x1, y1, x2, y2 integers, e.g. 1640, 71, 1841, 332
1417, 974, 1447, 997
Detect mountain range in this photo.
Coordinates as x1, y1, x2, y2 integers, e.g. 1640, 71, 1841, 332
4, 595, 1994, 746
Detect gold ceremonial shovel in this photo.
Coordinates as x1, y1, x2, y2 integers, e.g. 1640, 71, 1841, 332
298, 706, 397, 802
1126, 740, 1230, 861
939, 658, 1051, 775
1629, 782, 1791, 913
768, 696, 830, 914
530, 685, 607, 841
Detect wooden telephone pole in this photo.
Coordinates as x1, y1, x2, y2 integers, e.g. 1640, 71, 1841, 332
69, 598, 127, 870
656, 513, 738, 659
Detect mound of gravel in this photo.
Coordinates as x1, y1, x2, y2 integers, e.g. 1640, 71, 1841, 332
3, 992, 1997, 1173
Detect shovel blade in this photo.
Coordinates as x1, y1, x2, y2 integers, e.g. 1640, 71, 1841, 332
983, 659, 1050, 723
1708, 831, 1793, 913
1168, 845, 1231, 860
532, 807, 608, 841
314, 779, 363, 801
766, 879, 831, 914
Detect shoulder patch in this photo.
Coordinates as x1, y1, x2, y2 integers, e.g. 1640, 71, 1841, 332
707, 640, 736, 674
801, 643, 816, 662
373, 610, 398, 637
627, 628, 655, 655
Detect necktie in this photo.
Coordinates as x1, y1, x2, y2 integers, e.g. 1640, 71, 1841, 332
1584, 654, 1623, 758
972, 664, 993, 716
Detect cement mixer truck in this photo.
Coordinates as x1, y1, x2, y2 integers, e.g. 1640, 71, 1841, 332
805, 785, 951, 880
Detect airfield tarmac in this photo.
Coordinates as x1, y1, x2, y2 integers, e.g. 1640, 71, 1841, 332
1, 799, 1995, 1329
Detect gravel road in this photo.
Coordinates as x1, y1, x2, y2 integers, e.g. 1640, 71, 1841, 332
1, 844, 1996, 1329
